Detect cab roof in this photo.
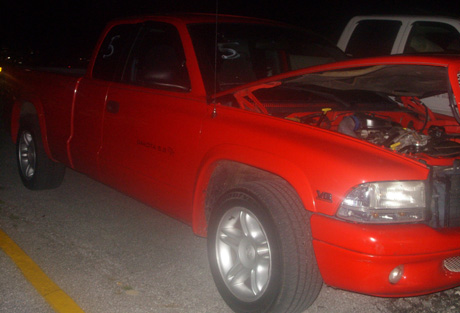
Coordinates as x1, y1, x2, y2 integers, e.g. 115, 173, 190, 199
109, 13, 289, 27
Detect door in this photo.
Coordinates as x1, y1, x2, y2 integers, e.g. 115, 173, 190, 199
69, 23, 138, 177
98, 22, 207, 220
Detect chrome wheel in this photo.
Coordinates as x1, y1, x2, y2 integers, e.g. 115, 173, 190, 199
209, 182, 322, 312
16, 116, 66, 190
215, 206, 271, 302
18, 130, 36, 180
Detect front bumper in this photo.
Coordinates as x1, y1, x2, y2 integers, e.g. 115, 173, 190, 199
311, 214, 460, 296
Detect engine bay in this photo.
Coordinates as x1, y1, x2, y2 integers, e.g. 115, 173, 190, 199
230, 64, 460, 162
282, 102, 460, 160
333, 111, 460, 157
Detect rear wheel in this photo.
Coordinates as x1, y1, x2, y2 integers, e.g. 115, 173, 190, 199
208, 180, 322, 313
16, 115, 65, 190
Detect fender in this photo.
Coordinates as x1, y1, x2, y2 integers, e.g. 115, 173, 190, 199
191, 143, 317, 236
10, 94, 56, 162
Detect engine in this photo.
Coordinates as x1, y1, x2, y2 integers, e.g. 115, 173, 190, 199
337, 113, 460, 157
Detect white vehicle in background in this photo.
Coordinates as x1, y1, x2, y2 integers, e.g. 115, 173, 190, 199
337, 15, 460, 116
338, 15, 460, 57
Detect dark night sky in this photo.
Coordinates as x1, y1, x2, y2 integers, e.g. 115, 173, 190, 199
1, 0, 460, 63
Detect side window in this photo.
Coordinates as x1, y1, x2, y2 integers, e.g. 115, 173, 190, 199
123, 22, 191, 92
404, 22, 460, 54
345, 20, 402, 57
92, 24, 138, 81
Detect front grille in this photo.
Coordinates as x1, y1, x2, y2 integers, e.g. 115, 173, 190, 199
431, 163, 460, 228
444, 256, 460, 272
447, 174, 460, 227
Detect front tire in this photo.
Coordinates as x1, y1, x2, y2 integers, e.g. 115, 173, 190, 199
208, 180, 322, 313
16, 115, 65, 190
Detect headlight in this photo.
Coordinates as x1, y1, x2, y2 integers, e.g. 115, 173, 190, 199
337, 181, 426, 223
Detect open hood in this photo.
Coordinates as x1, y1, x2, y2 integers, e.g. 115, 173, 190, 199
289, 64, 448, 98
286, 63, 460, 120
217, 56, 460, 123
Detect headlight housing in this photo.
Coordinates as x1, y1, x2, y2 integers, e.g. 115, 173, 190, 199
337, 181, 426, 223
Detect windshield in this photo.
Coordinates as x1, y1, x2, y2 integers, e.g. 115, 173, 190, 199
188, 23, 346, 94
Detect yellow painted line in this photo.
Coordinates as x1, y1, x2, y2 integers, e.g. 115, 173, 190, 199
0, 228, 85, 313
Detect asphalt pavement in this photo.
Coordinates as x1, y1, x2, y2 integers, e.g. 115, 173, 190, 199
0, 128, 459, 313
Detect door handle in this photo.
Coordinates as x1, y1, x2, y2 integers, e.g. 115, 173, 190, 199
106, 100, 120, 113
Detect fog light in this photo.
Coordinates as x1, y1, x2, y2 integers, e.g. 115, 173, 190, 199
389, 265, 404, 284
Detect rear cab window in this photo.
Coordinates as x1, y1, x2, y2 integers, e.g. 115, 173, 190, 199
404, 22, 460, 54
345, 20, 402, 57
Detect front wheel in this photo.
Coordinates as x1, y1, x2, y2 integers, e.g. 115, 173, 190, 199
208, 180, 322, 313
16, 115, 65, 190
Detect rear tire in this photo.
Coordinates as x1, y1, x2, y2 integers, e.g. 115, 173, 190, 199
208, 180, 322, 313
16, 115, 65, 190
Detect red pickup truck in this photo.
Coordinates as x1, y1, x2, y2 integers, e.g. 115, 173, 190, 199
4, 13, 460, 313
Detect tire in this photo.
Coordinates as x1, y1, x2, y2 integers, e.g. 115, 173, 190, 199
208, 180, 322, 313
16, 115, 65, 190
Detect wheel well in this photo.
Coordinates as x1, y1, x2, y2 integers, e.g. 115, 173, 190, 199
11, 101, 38, 141
20, 101, 38, 116
12, 101, 55, 162
204, 161, 286, 221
